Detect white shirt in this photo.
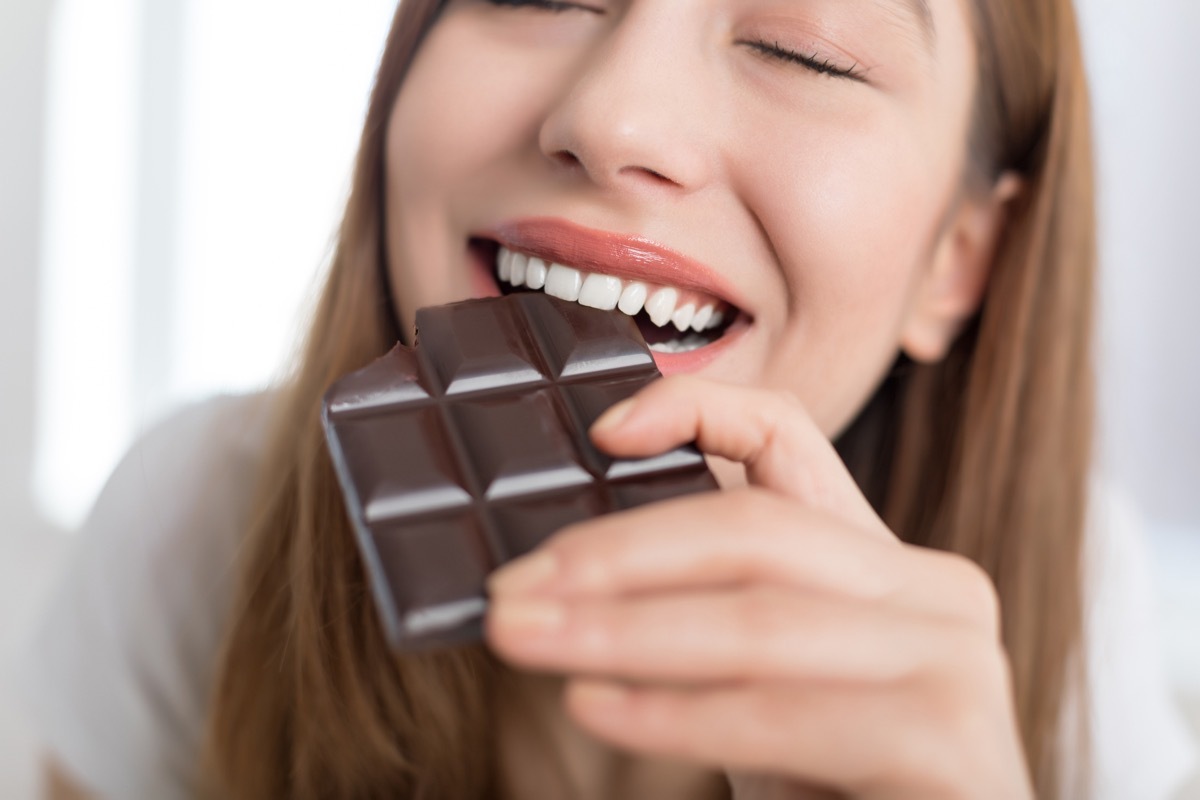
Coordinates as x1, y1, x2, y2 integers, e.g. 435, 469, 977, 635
18, 394, 1199, 799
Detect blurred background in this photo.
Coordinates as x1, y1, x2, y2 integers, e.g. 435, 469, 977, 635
0, 0, 1197, 797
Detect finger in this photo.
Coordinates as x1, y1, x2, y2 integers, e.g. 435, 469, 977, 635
566, 679, 893, 788
488, 489, 1001, 636
561, 679, 1000, 797
486, 586, 993, 686
590, 376, 887, 537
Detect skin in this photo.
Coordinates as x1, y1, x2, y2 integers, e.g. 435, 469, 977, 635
383, 0, 1030, 797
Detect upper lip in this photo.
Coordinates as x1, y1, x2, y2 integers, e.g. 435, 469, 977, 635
480, 217, 747, 312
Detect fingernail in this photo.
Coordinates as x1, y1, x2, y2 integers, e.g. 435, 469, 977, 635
491, 598, 565, 634
488, 550, 558, 596
591, 398, 635, 434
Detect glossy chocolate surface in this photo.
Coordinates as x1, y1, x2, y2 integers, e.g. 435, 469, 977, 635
322, 293, 718, 651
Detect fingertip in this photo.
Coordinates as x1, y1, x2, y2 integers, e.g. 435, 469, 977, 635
488, 550, 559, 596
590, 397, 636, 439
565, 678, 631, 727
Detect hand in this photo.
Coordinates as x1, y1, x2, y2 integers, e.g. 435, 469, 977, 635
484, 376, 1034, 800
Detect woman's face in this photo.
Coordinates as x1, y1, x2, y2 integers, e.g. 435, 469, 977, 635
384, 0, 982, 442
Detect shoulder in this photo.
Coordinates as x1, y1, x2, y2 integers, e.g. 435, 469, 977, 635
99, 391, 276, 530
22, 391, 279, 799
73, 392, 276, 625
75, 390, 279, 684
55, 389, 277, 600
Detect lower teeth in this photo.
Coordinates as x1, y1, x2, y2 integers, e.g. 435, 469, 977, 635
648, 335, 710, 354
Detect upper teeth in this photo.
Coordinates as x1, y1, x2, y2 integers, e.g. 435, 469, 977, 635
496, 246, 726, 333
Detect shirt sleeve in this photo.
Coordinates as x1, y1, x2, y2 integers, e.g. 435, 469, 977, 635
1081, 484, 1198, 800
16, 394, 271, 800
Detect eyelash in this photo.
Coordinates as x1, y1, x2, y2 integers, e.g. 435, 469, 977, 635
743, 40, 865, 82
484, 0, 591, 12
483, 0, 865, 83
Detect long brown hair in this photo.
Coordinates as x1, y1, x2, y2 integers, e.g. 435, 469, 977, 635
203, 1, 1096, 797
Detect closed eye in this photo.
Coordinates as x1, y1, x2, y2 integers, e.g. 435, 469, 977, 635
483, 0, 602, 13
741, 40, 867, 83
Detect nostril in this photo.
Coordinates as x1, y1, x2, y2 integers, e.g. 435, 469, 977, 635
622, 165, 675, 186
547, 148, 684, 190
550, 149, 584, 171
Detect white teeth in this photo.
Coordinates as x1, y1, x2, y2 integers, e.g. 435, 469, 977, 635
578, 273, 623, 311
495, 247, 731, 336
544, 263, 583, 302
672, 303, 696, 332
510, 252, 528, 287
645, 287, 678, 328
617, 282, 648, 316
649, 334, 709, 354
525, 257, 548, 290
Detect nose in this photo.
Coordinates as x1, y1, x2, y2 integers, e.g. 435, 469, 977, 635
538, 8, 716, 196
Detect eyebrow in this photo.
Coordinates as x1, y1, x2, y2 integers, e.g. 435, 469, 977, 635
888, 0, 936, 46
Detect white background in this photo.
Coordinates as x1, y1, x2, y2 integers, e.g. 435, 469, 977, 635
1, 0, 1197, 797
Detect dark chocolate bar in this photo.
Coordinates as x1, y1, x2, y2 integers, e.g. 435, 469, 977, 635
322, 293, 718, 651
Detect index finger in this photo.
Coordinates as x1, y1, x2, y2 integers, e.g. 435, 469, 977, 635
590, 376, 890, 539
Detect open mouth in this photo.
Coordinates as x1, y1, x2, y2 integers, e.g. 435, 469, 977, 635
469, 238, 745, 355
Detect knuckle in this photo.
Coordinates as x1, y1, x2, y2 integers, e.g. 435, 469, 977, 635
731, 588, 793, 644
748, 388, 805, 434
757, 389, 811, 437
945, 554, 1003, 634
936, 631, 1012, 720
971, 635, 1014, 696
572, 605, 617, 654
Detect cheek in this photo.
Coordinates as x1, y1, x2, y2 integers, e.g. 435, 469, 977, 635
384, 17, 580, 320
387, 17, 572, 204
387, 30, 503, 212
385, 20, 549, 320
751, 125, 945, 316
733, 108, 956, 430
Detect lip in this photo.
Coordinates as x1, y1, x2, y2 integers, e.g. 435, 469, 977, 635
470, 232, 748, 373
481, 217, 749, 312
648, 313, 751, 376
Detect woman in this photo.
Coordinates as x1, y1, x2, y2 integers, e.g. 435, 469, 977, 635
28, 0, 1196, 798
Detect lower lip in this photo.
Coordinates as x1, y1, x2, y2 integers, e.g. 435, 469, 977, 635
469, 241, 745, 377
648, 315, 749, 376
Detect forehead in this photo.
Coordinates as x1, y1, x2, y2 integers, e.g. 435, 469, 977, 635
868, 0, 939, 54
896, 0, 935, 42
